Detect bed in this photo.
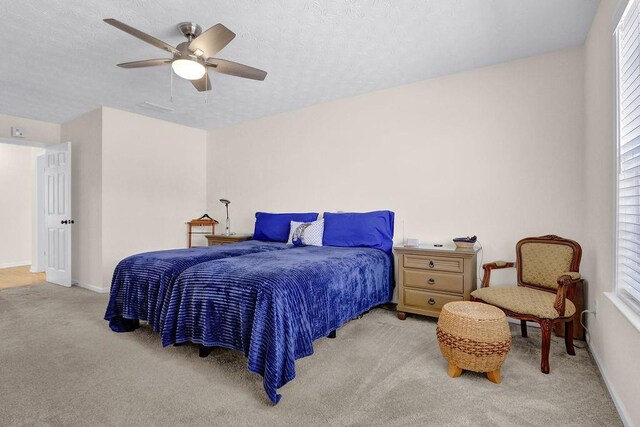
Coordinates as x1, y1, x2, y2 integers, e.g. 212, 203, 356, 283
161, 245, 393, 403
105, 240, 290, 333
105, 210, 394, 403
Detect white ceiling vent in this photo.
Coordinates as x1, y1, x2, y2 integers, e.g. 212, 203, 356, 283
136, 101, 174, 113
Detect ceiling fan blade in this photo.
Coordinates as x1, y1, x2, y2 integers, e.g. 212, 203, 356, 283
206, 58, 267, 81
189, 24, 235, 58
191, 74, 212, 92
104, 18, 179, 55
117, 59, 171, 68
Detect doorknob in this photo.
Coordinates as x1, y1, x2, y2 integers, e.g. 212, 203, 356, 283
61, 220, 68, 224
70, 220, 75, 224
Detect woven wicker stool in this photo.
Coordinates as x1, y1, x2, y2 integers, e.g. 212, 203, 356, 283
436, 301, 512, 384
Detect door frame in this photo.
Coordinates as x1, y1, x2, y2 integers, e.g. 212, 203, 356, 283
32, 152, 46, 272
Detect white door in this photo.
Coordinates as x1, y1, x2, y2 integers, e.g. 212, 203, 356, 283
44, 142, 72, 287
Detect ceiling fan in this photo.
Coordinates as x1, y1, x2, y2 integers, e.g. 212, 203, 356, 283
103, 19, 267, 92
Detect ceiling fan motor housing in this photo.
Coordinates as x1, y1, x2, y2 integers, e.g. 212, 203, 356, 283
177, 22, 202, 41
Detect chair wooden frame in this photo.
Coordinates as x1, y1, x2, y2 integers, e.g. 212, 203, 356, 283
472, 235, 583, 374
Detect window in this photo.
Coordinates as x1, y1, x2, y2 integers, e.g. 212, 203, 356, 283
616, 0, 640, 316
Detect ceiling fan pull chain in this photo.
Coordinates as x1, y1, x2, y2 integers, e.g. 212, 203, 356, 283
169, 66, 174, 103
205, 73, 209, 104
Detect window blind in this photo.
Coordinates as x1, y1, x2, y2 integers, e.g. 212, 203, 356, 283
617, 0, 640, 314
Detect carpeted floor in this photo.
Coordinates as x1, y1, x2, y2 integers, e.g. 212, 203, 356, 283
0, 284, 621, 426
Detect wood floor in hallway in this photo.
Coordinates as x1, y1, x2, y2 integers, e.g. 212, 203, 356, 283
0, 265, 46, 290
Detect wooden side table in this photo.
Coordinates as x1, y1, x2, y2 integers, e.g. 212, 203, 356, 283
206, 234, 253, 246
395, 244, 479, 319
187, 218, 218, 248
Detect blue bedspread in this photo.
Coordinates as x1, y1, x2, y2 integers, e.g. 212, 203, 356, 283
104, 241, 288, 333
160, 245, 393, 403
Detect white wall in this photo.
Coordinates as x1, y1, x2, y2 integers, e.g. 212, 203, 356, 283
0, 143, 39, 268
100, 107, 207, 288
61, 108, 103, 289
584, 0, 640, 424
207, 47, 585, 285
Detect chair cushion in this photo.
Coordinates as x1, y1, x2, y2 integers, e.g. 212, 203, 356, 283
471, 286, 576, 319
520, 242, 574, 290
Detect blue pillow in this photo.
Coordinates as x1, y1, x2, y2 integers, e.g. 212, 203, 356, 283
253, 212, 319, 242
322, 210, 395, 253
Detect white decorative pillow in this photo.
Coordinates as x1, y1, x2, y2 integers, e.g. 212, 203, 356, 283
287, 219, 324, 247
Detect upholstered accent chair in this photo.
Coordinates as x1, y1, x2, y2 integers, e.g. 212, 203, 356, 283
471, 235, 582, 374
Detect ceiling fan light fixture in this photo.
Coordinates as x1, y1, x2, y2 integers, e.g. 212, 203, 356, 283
171, 59, 206, 80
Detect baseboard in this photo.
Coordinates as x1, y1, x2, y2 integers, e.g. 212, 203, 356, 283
589, 341, 633, 426
0, 261, 31, 269
29, 266, 44, 273
73, 281, 110, 294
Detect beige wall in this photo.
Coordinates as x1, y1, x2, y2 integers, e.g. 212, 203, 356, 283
0, 143, 39, 267
205, 37, 640, 423
61, 108, 103, 289
207, 47, 585, 289
61, 107, 207, 291
584, 0, 640, 424
0, 112, 60, 144
100, 107, 207, 287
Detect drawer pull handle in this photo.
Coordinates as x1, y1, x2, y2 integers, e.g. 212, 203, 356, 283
428, 278, 435, 285
428, 260, 435, 268
428, 298, 436, 305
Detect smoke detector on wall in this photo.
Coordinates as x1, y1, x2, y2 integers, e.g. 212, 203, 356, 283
11, 127, 24, 138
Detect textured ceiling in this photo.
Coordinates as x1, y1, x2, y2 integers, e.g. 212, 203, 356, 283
0, 0, 599, 130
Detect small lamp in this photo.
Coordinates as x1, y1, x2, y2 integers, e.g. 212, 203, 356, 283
219, 198, 231, 236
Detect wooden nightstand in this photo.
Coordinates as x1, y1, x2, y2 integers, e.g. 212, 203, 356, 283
205, 234, 253, 246
394, 244, 479, 319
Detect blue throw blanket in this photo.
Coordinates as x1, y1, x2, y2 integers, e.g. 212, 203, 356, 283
105, 241, 289, 333
160, 245, 393, 403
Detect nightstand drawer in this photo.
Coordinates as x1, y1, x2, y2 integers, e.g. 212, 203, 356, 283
404, 254, 463, 273
206, 234, 252, 246
403, 269, 464, 293
403, 288, 463, 311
